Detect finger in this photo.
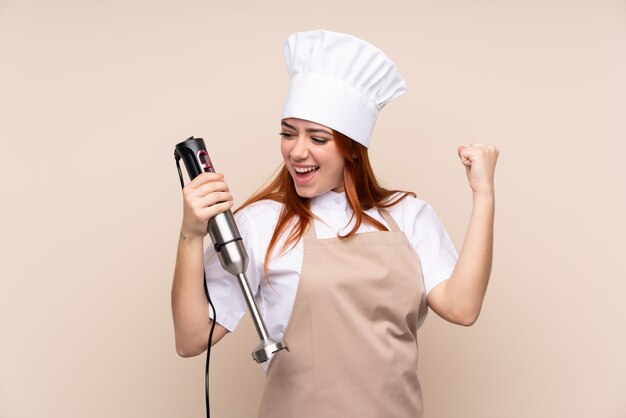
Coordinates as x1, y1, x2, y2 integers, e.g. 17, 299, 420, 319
459, 147, 473, 166
464, 144, 499, 162
484, 145, 500, 155
187, 172, 225, 189
460, 157, 472, 167
199, 200, 234, 218
192, 180, 230, 197
198, 192, 233, 208
458, 145, 474, 162
470, 142, 486, 147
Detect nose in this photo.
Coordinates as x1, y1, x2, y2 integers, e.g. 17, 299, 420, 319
290, 136, 309, 160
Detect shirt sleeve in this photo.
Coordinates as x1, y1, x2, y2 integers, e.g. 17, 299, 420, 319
404, 198, 459, 295
203, 208, 263, 332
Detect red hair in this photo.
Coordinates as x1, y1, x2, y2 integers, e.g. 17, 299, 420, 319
235, 130, 415, 278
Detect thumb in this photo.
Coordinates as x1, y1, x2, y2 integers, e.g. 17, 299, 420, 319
457, 145, 472, 166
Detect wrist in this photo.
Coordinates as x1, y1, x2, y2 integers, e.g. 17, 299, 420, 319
472, 188, 495, 201
472, 190, 495, 214
179, 229, 205, 245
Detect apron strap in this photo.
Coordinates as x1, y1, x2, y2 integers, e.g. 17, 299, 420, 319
380, 209, 401, 232
303, 220, 318, 243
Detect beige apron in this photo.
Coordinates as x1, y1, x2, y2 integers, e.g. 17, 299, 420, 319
258, 210, 428, 418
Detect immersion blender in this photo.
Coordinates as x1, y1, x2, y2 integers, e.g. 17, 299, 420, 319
174, 136, 288, 363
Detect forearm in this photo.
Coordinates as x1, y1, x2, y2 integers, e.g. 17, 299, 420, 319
433, 191, 495, 325
171, 231, 213, 356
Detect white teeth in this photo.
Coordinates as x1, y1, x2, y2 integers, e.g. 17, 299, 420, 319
294, 166, 318, 173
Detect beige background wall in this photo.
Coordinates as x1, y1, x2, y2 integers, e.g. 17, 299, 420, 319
1, 0, 625, 417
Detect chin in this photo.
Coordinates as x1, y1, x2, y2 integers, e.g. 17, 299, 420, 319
294, 187, 317, 199
293, 183, 328, 199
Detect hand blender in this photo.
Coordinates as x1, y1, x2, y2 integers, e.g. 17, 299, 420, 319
174, 136, 289, 363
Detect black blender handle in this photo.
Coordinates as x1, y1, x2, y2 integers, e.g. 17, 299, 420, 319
175, 136, 215, 181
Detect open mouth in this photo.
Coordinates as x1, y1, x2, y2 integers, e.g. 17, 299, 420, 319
292, 165, 319, 184
294, 166, 319, 176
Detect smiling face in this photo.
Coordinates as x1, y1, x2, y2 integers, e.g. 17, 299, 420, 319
280, 118, 345, 198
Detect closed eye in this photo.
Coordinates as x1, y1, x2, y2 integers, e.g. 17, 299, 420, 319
280, 131, 330, 145
312, 137, 329, 144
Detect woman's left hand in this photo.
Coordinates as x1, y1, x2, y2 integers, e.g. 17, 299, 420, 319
457, 143, 499, 194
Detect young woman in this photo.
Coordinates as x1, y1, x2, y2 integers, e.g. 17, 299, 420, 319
171, 30, 498, 417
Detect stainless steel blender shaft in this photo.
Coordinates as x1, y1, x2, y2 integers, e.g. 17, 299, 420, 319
235, 272, 289, 363
208, 211, 288, 363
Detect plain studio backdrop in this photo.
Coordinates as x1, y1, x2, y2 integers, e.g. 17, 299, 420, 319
1, 1, 625, 417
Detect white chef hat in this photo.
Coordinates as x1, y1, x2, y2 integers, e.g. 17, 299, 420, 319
281, 29, 407, 148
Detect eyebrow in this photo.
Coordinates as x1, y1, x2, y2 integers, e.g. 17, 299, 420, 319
281, 121, 332, 135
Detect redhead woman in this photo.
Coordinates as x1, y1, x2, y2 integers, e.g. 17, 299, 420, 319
171, 30, 499, 418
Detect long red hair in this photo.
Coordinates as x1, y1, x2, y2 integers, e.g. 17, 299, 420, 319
235, 130, 415, 278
